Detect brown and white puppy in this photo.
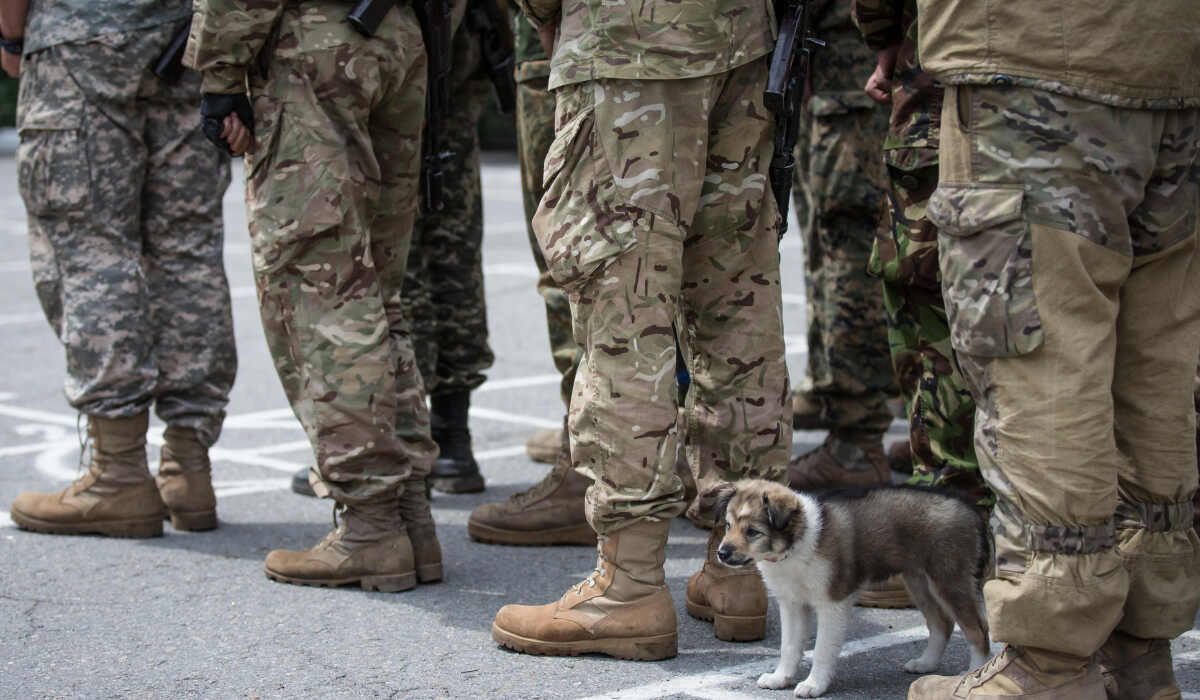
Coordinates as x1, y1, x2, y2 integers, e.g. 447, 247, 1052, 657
712, 479, 991, 698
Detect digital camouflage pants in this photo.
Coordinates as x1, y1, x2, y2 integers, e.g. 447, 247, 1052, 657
535, 58, 792, 534
934, 84, 1200, 656
246, 2, 436, 506
403, 22, 494, 396
18, 25, 236, 447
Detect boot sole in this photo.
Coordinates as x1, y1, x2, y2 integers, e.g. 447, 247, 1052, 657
491, 622, 677, 661
11, 508, 163, 539
467, 521, 596, 546
263, 566, 417, 593
429, 475, 485, 494
856, 590, 913, 609
685, 598, 766, 642
167, 509, 218, 532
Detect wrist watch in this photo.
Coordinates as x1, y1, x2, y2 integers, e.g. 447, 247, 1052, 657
0, 31, 23, 56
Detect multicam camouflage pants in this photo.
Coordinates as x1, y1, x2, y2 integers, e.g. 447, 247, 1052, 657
870, 150, 989, 507
933, 84, 1200, 656
791, 26, 894, 436
515, 25, 578, 409
17, 25, 236, 447
536, 58, 792, 533
246, 2, 436, 506
402, 23, 494, 396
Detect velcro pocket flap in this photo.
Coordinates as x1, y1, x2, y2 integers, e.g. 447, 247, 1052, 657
928, 184, 1024, 237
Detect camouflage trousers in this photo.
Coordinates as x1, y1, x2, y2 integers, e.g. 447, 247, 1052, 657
791, 98, 894, 435
517, 59, 578, 408
17, 25, 236, 447
933, 84, 1200, 656
246, 2, 436, 505
403, 25, 494, 396
871, 151, 989, 507
536, 58, 791, 534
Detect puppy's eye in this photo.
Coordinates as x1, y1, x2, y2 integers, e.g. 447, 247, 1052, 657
745, 528, 762, 539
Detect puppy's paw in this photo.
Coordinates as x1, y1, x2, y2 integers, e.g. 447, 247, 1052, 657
903, 657, 938, 674
793, 679, 828, 698
757, 672, 794, 690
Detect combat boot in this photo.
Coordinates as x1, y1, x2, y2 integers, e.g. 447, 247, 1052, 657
1097, 631, 1181, 700
857, 574, 914, 609
789, 429, 890, 490
429, 390, 485, 493
291, 466, 316, 497
491, 518, 676, 660
264, 500, 416, 592
398, 477, 443, 583
156, 425, 217, 531
468, 430, 595, 545
792, 392, 825, 430
685, 521, 769, 641
10, 411, 165, 538
908, 645, 1106, 700
525, 427, 561, 464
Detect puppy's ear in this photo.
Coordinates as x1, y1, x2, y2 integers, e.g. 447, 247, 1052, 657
709, 482, 736, 526
763, 492, 795, 532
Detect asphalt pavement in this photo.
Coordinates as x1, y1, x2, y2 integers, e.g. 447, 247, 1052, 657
0, 153, 1196, 699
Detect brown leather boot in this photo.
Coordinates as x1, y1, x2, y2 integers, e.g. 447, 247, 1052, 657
156, 425, 217, 531
468, 429, 595, 546
10, 412, 165, 538
908, 645, 1105, 700
525, 427, 561, 464
857, 574, 914, 609
789, 430, 890, 490
1097, 631, 1181, 700
264, 501, 416, 592
491, 518, 676, 660
685, 521, 768, 641
398, 478, 443, 583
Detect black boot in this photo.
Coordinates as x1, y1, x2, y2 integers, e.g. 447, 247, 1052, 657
429, 390, 485, 493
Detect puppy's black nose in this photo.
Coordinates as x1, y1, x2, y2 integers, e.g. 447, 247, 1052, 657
716, 544, 734, 563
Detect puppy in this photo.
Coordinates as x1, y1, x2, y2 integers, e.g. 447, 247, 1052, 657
712, 479, 991, 698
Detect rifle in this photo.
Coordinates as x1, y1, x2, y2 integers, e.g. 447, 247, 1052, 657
465, 0, 516, 114
152, 19, 191, 84
765, 0, 823, 238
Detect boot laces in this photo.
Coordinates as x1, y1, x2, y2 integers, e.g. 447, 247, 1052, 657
511, 462, 567, 506
574, 535, 609, 595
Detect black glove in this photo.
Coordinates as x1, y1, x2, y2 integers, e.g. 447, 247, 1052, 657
200, 93, 255, 155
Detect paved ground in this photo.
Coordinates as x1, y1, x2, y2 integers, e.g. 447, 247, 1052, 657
0, 154, 1196, 699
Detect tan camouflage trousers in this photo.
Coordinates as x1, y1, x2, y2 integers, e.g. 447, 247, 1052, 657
245, 2, 436, 506
933, 84, 1200, 656
535, 58, 791, 533
403, 25, 495, 395
517, 60, 579, 409
17, 25, 236, 447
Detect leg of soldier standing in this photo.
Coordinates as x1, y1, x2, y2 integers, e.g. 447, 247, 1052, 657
244, 2, 429, 592
142, 66, 237, 532
466, 27, 595, 546
910, 86, 1200, 697
421, 27, 495, 494
10, 30, 191, 539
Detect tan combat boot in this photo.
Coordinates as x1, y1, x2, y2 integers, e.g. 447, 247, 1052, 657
491, 518, 677, 660
685, 521, 769, 641
908, 645, 1106, 700
789, 429, 890, 490
1097, 631, 1181, 700
398, 477, 443, 583
10, 411, 165, 538
468, 429, 595, 546
525, 427, 561, 464
857, 574, 914, 609
156, 425, 217, 531
264, 500, 416, 592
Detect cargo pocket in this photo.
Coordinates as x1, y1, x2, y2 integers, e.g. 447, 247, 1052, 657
532, 90, 641, 292
17, 111, 91, 218
928, 183, 1043, 357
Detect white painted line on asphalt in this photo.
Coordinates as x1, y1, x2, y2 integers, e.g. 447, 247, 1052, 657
0, 509, 11, 527
475, 445, 529, 461
475, 373, 561, 392
0, 404, 78, 427
576, 626, 927, 700
0, 441, 63, 458
782, 293, 805, 306
469, 407, 561, 430
213, 479, 290, 498
485, 262, 537, 278
246, 440, 313, 455
230, 286, 257, 299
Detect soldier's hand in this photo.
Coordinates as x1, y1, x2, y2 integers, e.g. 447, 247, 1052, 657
200, 92, 255, 157
536, 22, 557, 58
865, 45, 900, 105
1, 50, 18, 78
